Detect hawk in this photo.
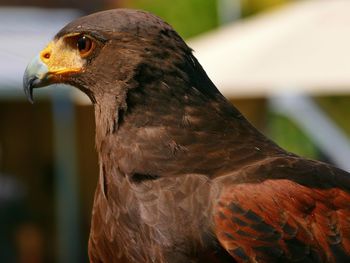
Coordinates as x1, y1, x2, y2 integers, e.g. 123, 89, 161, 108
23, 9, 350, 263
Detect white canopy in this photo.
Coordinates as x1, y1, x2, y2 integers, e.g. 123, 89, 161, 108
189, 0, 350, 97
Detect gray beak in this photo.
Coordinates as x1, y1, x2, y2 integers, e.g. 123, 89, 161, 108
23, 55, 49, 104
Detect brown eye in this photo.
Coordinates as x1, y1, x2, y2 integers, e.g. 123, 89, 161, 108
77, 36, 94, 57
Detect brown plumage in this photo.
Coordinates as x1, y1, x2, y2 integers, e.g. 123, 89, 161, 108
23, 9, 350, 263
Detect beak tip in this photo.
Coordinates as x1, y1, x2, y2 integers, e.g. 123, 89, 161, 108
23, 55, 49, 104
28, 95, 35, 104
23, 75, 35, 104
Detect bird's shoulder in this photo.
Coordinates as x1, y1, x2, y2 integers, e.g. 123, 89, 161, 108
212, 156, 350, 262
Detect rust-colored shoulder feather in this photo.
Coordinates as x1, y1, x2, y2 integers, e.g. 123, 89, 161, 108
214, 157, 350, 262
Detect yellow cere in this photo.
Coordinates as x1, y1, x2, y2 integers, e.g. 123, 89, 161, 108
39, 37, 85, 74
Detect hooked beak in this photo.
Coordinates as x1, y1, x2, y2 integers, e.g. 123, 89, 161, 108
23, 55, 52, 104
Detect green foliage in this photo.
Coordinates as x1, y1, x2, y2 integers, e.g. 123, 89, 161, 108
124, 0, 295, 37
241, 0, 291, 17
125, 0, 218, 39
267, 112, 320, 159
316, 96, 350, 136
267, 95, 350, 162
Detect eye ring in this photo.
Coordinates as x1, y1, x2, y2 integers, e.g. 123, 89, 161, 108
77, 35, 94, 57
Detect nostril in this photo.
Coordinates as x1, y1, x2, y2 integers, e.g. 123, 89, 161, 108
42, 52, 50, 60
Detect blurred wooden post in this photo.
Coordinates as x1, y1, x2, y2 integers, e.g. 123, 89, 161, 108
52, 87, 81, 263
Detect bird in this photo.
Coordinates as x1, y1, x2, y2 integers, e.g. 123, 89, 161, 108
23, 9, 350, 263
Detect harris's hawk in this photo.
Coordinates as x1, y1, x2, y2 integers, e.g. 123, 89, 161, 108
23, 9, 350, 263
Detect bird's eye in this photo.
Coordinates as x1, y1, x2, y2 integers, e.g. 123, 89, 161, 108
77, 36, 94, 57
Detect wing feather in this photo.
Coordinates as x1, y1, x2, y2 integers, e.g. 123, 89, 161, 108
213, 158, 350, 262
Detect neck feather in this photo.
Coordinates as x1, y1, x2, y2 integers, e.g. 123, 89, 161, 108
92, 50, 282, 178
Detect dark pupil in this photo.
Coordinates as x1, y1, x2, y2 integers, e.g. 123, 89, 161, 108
77, 37, 86, 51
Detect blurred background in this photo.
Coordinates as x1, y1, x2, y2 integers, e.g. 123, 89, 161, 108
0, 0, 349, 262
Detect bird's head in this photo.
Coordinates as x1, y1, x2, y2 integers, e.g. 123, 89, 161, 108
23, 9, 193, 104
